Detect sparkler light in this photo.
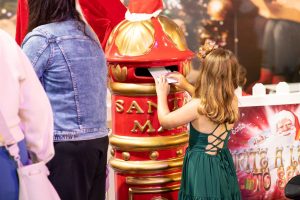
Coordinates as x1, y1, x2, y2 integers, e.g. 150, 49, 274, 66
207, 0, 231, 21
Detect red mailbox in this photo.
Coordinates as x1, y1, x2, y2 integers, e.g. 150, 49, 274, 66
105, 0, 194, 199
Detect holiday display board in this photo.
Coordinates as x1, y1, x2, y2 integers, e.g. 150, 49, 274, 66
229, 92, 300, 199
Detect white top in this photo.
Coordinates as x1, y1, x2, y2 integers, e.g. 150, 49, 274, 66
0, 30, 54, 163
125, 9, 162, 21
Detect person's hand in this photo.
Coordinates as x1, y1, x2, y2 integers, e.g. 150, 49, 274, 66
166, 72, 189, 90
155, 75, 170, 97
167, 72, 195, 96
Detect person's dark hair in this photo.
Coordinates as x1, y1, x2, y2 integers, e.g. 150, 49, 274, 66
27, 0, 83, 32
238, 64, 247, 87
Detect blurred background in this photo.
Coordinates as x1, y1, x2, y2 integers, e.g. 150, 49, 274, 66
121, 0, 266, 87
0, 0, 17, 36
0, 0, 299, 91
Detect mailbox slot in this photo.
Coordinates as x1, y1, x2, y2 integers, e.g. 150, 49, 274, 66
135, 65, 178, 78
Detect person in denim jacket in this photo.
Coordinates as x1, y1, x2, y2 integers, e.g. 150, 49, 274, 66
21, 0, 108, 199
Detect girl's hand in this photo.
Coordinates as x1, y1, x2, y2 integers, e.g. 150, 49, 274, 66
155, 75, 170, 97
167, 72, 195, 96
167, 72, 189, 90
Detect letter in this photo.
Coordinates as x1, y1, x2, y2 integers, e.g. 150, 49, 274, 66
263, 172, 271, 191
147, 101, 157, 114
127, 101, 144, 114
260, 149, 268, 171
169, 98, 181, 111
250, 149, 258, 173
275, 147, 284, 168
131, 120, 155, 133
116, 99, 124, 113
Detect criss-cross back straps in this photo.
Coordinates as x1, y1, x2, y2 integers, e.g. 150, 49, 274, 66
205, 124, 229, 155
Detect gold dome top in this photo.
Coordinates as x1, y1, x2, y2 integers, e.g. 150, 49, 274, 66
105, 15, 193, 62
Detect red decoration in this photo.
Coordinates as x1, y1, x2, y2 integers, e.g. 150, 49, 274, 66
128, 0, 163, 14
15, 0, 126, 48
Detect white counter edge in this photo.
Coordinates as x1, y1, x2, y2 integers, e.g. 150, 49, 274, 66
238, 92, 300, 107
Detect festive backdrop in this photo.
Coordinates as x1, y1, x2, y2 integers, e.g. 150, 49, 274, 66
229, 104, 300, 199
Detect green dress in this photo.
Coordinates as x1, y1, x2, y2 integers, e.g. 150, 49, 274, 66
178, 123, 241, 200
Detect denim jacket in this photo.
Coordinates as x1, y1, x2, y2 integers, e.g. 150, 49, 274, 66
22, 20, 108, 142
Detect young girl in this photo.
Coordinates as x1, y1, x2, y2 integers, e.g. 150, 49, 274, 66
155, 48, 242, 199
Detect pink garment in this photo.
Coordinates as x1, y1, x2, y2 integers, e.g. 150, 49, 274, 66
0, 29, 54, 163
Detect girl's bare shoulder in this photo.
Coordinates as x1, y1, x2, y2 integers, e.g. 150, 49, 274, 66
189, 98, 201, 106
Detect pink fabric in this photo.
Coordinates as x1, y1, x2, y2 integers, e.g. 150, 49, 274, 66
0, 30, 54, 163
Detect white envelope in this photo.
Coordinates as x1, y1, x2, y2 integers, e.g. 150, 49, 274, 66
148, 67, 177, 83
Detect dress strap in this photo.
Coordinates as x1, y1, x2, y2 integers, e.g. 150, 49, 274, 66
225, 123, 228, 131
210, 124, 220, 135
205, 123, 229, 155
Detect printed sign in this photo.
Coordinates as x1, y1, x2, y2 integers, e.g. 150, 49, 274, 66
229, 104, 300, 200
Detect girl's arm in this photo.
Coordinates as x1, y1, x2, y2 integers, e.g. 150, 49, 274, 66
155, 75, 199, 129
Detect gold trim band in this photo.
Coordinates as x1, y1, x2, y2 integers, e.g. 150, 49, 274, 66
129, 184, 180, 200
110, 157, 184, 173
109, 81, 182, 96
126, 172, 181, 185
109, 133, 188, 151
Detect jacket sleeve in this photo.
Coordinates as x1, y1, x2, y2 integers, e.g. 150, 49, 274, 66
1, 31, 54, 163
20, 38, 54, 163
22, 33, 51, 79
